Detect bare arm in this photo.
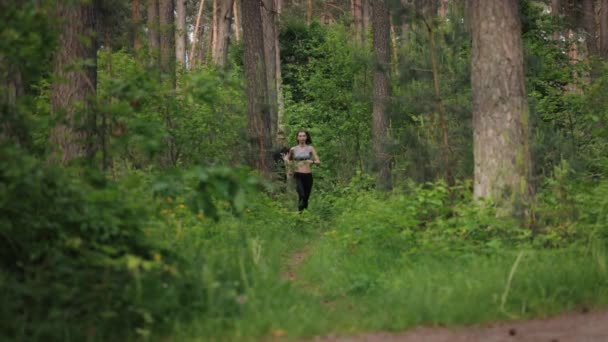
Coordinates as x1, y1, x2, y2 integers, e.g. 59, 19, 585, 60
311, 147, 320, 165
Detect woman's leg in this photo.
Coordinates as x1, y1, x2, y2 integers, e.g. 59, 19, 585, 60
302, 173, 313, 209
294, 173, 307, 211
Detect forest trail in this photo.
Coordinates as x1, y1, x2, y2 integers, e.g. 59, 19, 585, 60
282, 244, 608, 342
307, 309, 608, 341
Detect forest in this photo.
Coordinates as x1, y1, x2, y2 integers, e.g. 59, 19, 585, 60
2, 0, 608, 340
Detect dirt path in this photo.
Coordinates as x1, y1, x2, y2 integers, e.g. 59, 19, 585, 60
310, 310, 608, 342
282, 247, 311, 282
282, 241, 608, 342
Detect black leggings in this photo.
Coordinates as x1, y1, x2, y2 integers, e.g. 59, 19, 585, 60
294, 172, 313, 211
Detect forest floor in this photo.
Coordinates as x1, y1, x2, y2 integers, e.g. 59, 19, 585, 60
279, 246, 608, 342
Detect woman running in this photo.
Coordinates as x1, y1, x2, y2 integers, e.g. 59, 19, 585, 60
283, 131, 320, 212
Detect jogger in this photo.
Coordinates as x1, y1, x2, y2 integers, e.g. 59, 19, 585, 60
283, 130, 321, 212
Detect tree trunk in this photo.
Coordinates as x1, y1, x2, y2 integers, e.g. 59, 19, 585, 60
276, 0, 285, 145
307, 0, 313, 25
551, 0, 561, 41
371, 0, 392, 190
147, 0, 160, 64
242, 0, 272, 174
212, 0, 234, 66
233, 0, 241, 42
190, 0, 206, 69
50, 0, 98, 164
159, 0, 175, 87
389, 15, 398, 75
426, 18, 454, 186
352, 0, 363, 42
601, 0, 608, 58
362, 0, 371, 34
132, 0, 142, 52
175, 0, 187, 69
438, 0, 449, 18
470, 0, 533, 216
581, 0, 597, 56
159, 0, 177, 167
262, 0, 279, 144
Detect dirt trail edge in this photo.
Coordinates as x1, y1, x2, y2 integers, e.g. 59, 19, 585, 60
309, 309, 608, 342
282, 246, 311, 282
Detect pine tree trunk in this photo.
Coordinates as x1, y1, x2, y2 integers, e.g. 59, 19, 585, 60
233, 0, 241, 42
159, 0, 176, 167
50, 0, 98, 164
132, 0, 142, 52
352, 0, 363, 42
262, 0, 279, 144
147, 0, 160, 64
212, 0, 234, 66
438, 0, 449, 18
601, 0, 608, 58
426, 19, 454, 186
175, 0, 187, 69
371, 0, 392, 190
470, 0, 533, 216
307, 0, 313, 25
275, 0, 285, 143
362, 0, 371, 34
242, 0, 272, 174
190, 0, 206, 69
159, 0, 175, 87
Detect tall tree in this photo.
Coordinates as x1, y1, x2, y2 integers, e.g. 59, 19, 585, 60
132, 0, 142, 52
307, 0, 313, 25
352, 0, 364, 42
233, 0, 241, 42
50, 0, 98, 164
242, 0, 272, 173
423, 6, 454, 186
582, 0, 597, 57
159, 0, 175, 86
601, 0, 608, 58
469, 0, 533, 215
147, 0, 160, 64
262, 0, 281, 143
175, 0, 187, 68
212, 0, 234, 66
371, 0, 392, 190
190, 0, 206, 69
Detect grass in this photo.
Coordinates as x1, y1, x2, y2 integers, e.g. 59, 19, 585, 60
152, 185, 608, 341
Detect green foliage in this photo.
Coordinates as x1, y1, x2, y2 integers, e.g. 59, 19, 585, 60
97, 50, 247, 168
0, 145, 161, 340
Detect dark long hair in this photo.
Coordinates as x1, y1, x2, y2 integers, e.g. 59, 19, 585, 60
296, 130, 312, 145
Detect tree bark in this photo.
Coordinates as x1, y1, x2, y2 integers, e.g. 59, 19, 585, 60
147, 0, 160, 64
601, 0, 608, 58
159, 0, 175, 87
190, 0, 206, 69
262, 0, 279, 144
425, 18, 454, 186
242, 0, 272, 174
371, 0, 392, 190
470, 0, 533, 216
50, 0, 98, 164
175, 0, 187, 69
233, 0, 241, 42
352, 0, 363, 42
132, 0, 142, 52
438, 0, 449, 18
307, 0, 313, 25
212, 0, 234, 66
362, 0, 371, 34
275, 0, 285, 145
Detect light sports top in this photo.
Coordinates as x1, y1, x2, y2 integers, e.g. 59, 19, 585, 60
292, 145, 313, 161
